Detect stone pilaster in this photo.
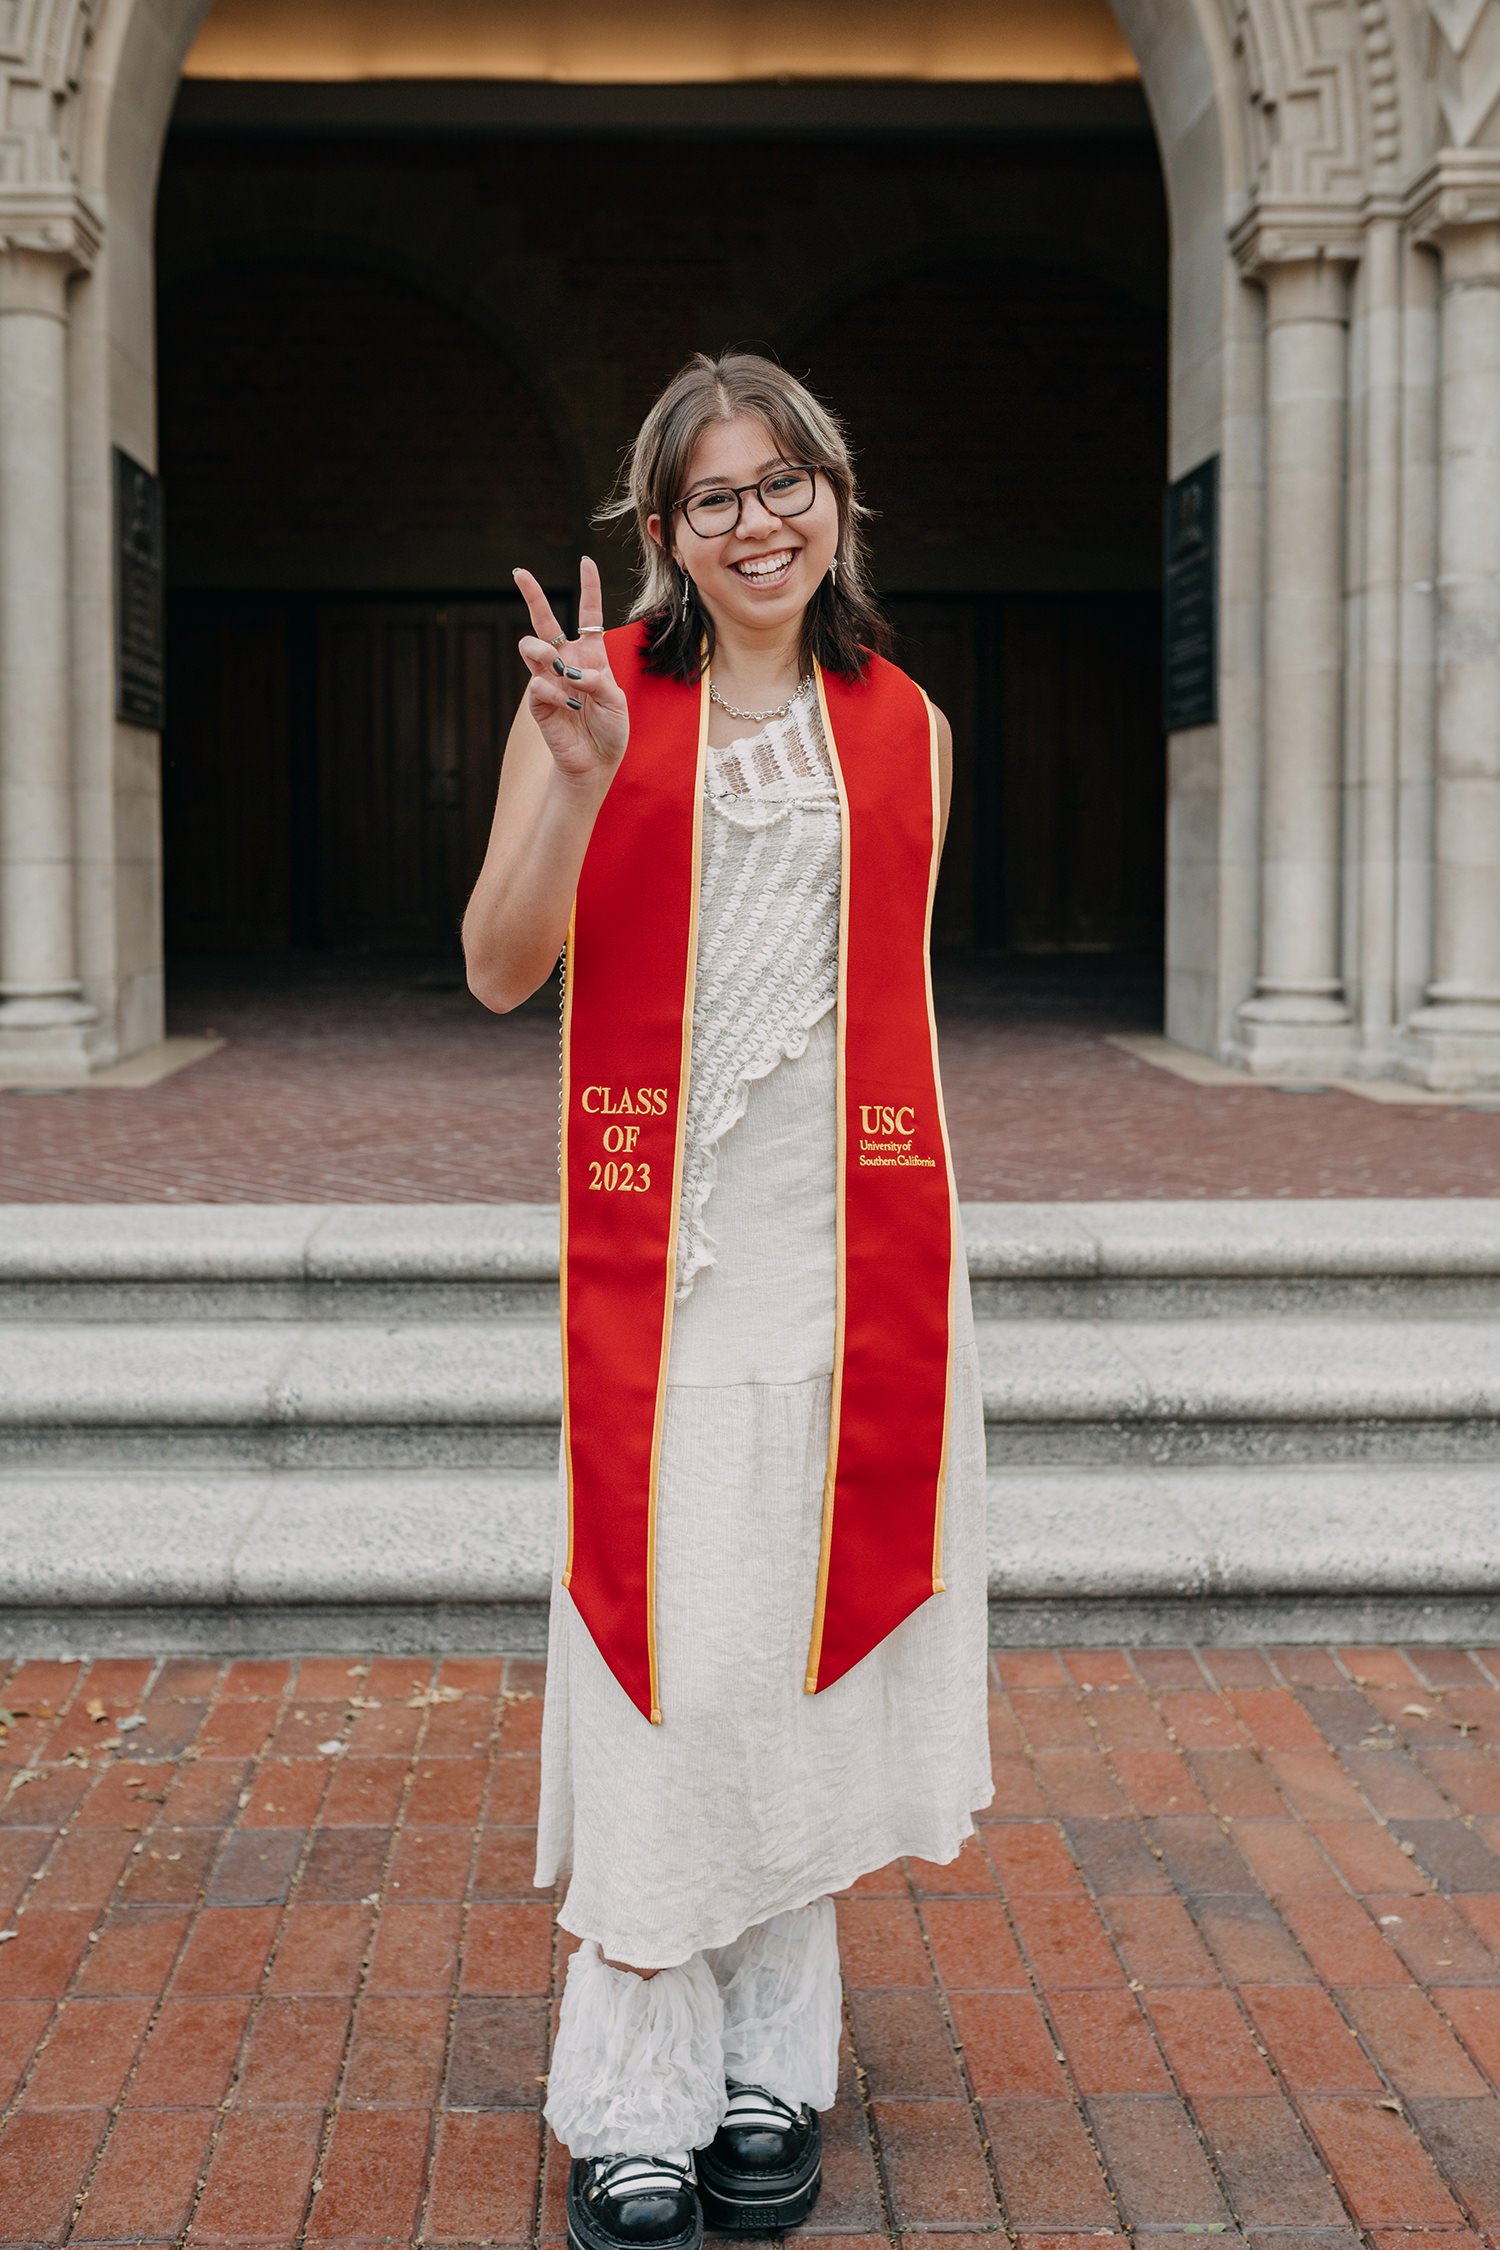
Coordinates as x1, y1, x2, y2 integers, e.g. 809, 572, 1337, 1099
1354, 207, 1405, 1072
0, 191, 102, 1081
1229, 209, 1360, 1079
1399, 156, 1500, 1090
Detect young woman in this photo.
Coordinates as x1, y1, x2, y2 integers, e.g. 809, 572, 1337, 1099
463, 351, 992, 2250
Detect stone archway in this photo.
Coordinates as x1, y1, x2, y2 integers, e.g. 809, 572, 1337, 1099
9, 1, 1500, 1085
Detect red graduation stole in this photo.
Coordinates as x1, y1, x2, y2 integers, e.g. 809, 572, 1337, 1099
560, 621, 956, 1722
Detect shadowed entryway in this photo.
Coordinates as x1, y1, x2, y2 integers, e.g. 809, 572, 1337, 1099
155, 93, 1168, 969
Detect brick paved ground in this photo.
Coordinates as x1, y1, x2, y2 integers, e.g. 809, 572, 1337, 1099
0, 1648, 1498, 2244
3, 952, 1500, 1202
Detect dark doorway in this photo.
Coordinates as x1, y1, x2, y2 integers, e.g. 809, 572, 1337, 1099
156, 91, 1169, 969
163, 595, 529, 950
888, 593, 1162, 954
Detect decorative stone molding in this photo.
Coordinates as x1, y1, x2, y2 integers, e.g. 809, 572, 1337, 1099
1359, 0, 1403, 165
1406, 142, 1500, 235
1229, 194, 1366, 269
1429, 0, 1500, 149
1229, 0, 1401, 203
0, 178, 100, 268
0, 0, 99, 189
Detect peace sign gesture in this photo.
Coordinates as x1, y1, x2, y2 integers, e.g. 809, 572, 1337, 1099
513, 556, 629, 787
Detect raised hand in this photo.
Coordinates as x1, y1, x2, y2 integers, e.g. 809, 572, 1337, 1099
513, 556, 629, 787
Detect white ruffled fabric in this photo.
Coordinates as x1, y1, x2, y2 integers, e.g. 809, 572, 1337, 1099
711, 1894, 842, 2114
544, 1896, 842, 2158
545, 1942, 725, 2160
674, 682, 839, 1300
534, 687, 994, 1970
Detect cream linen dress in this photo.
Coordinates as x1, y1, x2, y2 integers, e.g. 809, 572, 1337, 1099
533, 676, 993, 1970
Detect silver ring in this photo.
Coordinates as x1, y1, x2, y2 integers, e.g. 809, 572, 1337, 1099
577, 624, 605, 636
548, 634, 566, 648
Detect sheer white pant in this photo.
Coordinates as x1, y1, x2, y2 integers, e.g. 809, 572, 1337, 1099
544, 1895, 843, 2159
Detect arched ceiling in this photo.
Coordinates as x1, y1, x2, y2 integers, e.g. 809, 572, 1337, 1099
179, 0, 1139, 85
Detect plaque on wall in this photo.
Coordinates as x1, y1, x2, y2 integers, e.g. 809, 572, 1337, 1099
114, 448, 165, 730
1163, 454, 1217, 733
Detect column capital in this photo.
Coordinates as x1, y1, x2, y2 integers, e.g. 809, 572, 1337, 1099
1406, 151, 1500, 254
1229, 198, 1364, 280
0, 187, 103, 280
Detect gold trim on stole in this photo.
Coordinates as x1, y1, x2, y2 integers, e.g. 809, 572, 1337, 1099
918, 685, 958, 1593
640, 659, 711, 1722
560, 900, 579, 1589
558, 660, 710, 1726
803, 657, 852, 1693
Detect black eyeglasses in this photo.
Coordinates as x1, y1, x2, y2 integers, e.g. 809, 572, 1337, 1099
673, 466, 819, 539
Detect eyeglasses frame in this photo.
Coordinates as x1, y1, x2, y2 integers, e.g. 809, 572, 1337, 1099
671, 464, 820, 539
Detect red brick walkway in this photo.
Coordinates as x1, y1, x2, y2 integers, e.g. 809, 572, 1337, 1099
0, 1647, 1498, 2244
3, 953, 1500, 1201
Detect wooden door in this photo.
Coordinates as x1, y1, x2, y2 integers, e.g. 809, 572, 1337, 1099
883, 598, 982, 952
998, 595, 1163, 951
315, 600, 528, 947
162, 597, 295, 950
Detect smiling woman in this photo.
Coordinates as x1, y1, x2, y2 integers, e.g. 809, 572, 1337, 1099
461, 351, 992, 2250
595, 350, 891, 692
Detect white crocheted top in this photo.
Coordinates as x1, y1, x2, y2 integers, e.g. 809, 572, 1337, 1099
675, 679, 840, 1300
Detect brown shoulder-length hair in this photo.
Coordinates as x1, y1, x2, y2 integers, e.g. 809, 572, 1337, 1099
595, 349, 891, 683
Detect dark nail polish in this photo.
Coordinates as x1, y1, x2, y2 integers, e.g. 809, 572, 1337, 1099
552, 657, 566, 675
563, 664, 583, 681
565, 695, 583, 710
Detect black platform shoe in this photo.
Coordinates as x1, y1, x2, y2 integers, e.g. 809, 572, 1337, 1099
567, 2153, 703, 2250
695, 2080, 823, 2233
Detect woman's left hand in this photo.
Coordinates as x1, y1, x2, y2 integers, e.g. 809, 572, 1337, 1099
512, 556, 630, 789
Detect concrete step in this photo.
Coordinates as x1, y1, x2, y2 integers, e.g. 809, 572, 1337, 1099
3, 1315, 1499, 1470
0, 1320, 560, 1468
8, 1202, 1500, 1321
977, 1318, 1500, 1464
965, 1202, 1500, 1317
0, 1205, 562, 1323
1, 1461, 1495, 1655
3, 1199, 1498, 1649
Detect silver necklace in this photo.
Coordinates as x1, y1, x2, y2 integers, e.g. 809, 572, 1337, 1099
709, 671, 812, 724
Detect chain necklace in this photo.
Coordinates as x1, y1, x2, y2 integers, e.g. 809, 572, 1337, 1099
709, 671, 813, 725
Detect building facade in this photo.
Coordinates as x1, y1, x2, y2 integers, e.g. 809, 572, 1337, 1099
1, 0, 1499, 1084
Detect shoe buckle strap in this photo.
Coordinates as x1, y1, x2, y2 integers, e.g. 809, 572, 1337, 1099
591, 2152, 694, 2200
723, 2079, 806, 2128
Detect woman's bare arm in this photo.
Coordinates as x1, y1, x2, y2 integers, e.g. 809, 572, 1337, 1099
933, 703, 954, 854
462, 559, 629, 1013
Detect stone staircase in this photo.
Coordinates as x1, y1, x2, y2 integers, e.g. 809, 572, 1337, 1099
1, 1201, 1497, 1653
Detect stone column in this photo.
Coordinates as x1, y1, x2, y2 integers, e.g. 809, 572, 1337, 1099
1400, 165, 1500, 1089
0, 204, 100, 1082
1355, 211, 1404, 1071
1231, 244, 1358, 1079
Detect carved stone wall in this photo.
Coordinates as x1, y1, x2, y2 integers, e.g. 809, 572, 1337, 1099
0, 0, 97, 189
0, 0, 1456, 213
1429, 0, 1500, 145
1227, 0, 1414, 204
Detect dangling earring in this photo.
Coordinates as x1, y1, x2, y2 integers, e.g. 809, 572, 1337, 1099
679, 569, 693, 623
828, 556, 840, 588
